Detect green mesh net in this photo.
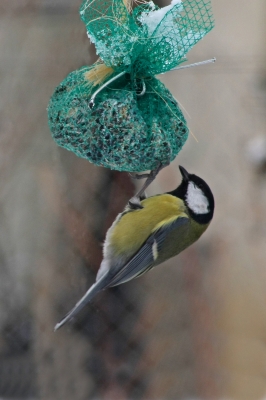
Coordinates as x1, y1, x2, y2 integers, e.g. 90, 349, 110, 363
48, 0, 214, 172
80, 0, 214, 75
48, 66, 188, 172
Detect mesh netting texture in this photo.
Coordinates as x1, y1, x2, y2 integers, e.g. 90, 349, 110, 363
48, 0, 214, 172
48, 67, 188, 172
80, 0, 214, 76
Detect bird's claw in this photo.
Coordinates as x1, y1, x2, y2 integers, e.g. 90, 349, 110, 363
129, 161, 170, 201
129, 172, 151, 180
129, 161, 167, 181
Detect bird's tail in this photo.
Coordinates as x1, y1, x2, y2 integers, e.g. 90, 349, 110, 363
54, 273, 109, 331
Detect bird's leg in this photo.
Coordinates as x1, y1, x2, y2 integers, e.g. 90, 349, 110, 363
134, 162, 165, 198
129, 162, 169, 208
129, 172, 150, 180
129, 163, 168, 181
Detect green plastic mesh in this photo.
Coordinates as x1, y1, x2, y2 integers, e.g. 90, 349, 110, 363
80, 0, 214, 75
48, 66, 188, 172
48, 0, 214, 172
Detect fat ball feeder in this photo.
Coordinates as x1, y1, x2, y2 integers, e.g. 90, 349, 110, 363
47, 0, 214, 173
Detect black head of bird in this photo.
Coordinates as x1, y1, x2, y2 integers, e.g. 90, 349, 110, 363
170, 165, 215, 225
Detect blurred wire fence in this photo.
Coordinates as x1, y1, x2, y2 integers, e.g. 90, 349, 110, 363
1, 0, 266, 399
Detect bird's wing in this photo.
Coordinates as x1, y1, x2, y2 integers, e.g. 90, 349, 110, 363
55, 215, 188, 331
108, 216, 189, 287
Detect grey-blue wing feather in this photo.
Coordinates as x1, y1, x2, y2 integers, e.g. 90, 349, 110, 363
54, 272, 111, 330
108, 217, 188, 287
55, 217, 188, 330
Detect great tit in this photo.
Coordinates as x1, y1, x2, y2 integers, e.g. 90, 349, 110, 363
55, 166, 214, 331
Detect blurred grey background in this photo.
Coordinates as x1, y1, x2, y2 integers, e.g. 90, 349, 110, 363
1, 0, 266, 399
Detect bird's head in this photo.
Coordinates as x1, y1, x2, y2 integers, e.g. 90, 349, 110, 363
170, 166, 215, 224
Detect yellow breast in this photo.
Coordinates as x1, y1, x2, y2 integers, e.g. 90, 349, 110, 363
109, 194, 188, 257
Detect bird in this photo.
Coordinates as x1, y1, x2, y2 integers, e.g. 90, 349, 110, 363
54, 165, 214, 331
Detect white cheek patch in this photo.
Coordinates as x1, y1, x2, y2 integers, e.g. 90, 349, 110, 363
186, 182, 209, 214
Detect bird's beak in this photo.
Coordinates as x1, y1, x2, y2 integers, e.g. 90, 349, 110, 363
179, 165, 190, 182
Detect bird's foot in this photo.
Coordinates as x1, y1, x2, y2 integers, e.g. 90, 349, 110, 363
129, 172, 151, 180
129, 161, 170, 202
129, 162, 167, 181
